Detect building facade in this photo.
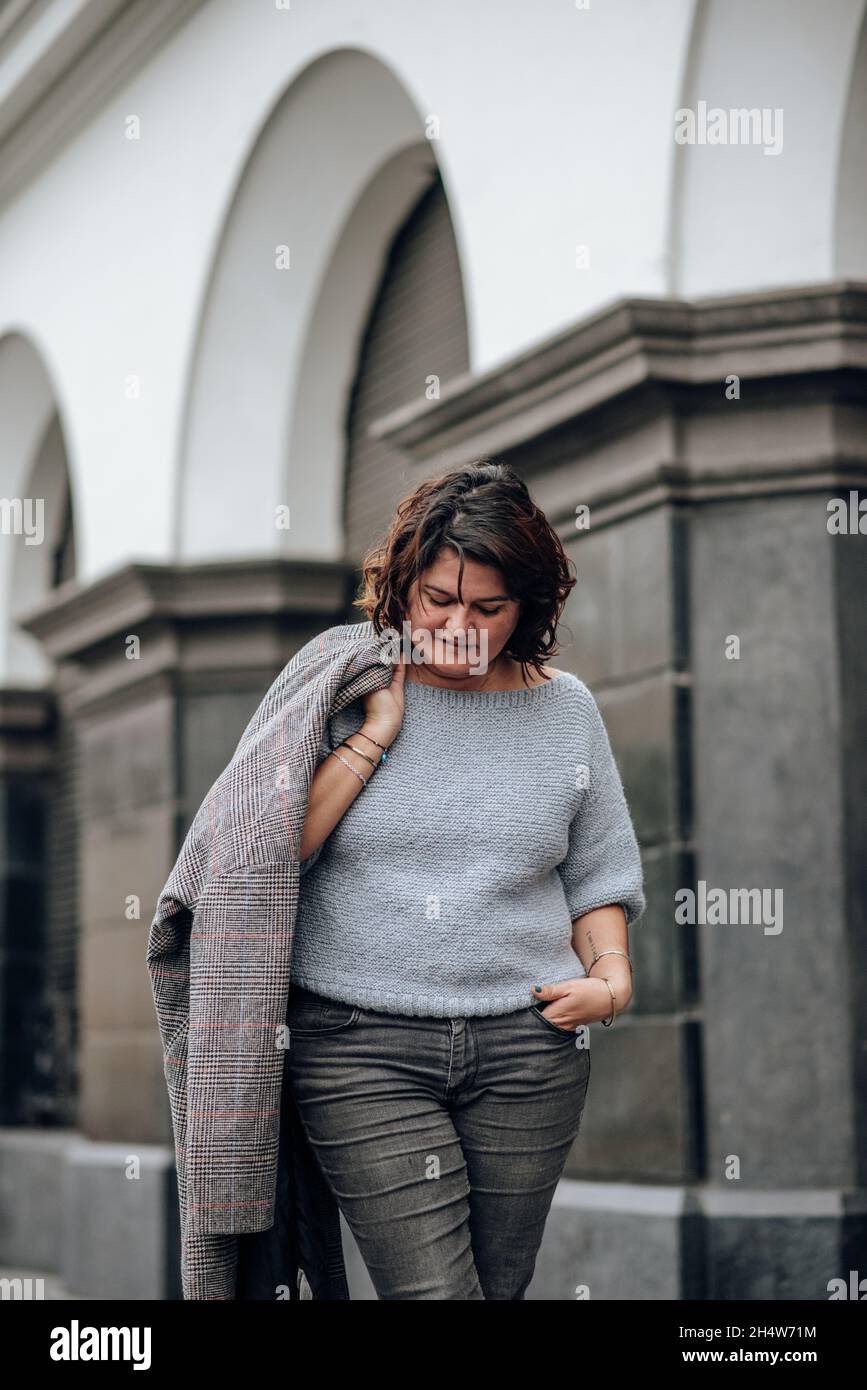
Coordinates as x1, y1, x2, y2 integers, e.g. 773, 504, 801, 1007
0, 0, 864, 1298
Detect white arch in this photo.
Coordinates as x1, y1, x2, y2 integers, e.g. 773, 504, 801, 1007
671, 0, 867, 296
179, 47, 452, 563
0, 331, 75, 684
835, 7, 867, 275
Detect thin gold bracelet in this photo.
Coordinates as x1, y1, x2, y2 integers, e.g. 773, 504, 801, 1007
587, 950, 630, 1027
342, 740, 379, 770
587, 949, 632, 972
354, 730, 389, 752
599, 975, 617, 1027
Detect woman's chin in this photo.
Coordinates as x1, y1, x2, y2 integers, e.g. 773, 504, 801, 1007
428, 659, 488, 680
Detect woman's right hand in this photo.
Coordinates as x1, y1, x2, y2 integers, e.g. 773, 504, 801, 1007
360, 652, 408, 747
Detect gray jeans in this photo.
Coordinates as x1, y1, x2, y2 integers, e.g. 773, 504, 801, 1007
286, 982, 591, 1300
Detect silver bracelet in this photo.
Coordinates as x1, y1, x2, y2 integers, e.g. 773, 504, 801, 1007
330, 749, 370, 788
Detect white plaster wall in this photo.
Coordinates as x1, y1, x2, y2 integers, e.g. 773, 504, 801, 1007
672, 0, 866, 294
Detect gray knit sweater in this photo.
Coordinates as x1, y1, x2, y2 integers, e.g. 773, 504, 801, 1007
292, 671, 645, 1017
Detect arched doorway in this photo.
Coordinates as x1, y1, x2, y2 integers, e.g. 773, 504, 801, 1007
0, 333, 78, 1127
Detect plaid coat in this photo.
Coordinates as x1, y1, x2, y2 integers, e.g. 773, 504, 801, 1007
146, 618, 395, 1300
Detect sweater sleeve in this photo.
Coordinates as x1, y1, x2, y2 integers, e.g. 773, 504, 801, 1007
299, 721, 335, 877
556, 690, 646, 927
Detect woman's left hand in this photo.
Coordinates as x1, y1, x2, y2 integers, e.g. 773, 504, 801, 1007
530, 971, 632, 1029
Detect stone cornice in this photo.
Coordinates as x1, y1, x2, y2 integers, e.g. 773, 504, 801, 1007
0, 0, 207, 209
15, 556, 354, 664
370, 281, 867, 517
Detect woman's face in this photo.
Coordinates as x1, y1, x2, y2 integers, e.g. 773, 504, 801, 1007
402, 549, 520, 678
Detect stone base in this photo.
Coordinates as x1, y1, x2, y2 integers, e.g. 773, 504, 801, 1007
3, 1129, 863, 1301
0, 1129, 180, 1300
529, 1180, 867, 1301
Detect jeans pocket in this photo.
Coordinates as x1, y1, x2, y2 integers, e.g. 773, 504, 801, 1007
287, 992, 360, 1036
528, 1003, 578, 1039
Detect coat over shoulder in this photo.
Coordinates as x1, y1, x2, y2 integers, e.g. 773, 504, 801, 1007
146, 618, 395, 1299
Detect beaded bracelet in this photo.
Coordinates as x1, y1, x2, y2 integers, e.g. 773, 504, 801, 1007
330, 749, 369, 786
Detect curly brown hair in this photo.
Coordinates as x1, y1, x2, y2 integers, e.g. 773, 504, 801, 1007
352, 460, 577, 686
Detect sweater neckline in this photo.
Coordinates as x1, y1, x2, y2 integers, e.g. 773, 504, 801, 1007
401, 670, 573, 707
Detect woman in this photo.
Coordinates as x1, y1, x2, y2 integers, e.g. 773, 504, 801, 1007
286, 460, 645, 1300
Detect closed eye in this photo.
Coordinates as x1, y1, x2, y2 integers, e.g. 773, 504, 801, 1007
428, 597, 503, 616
